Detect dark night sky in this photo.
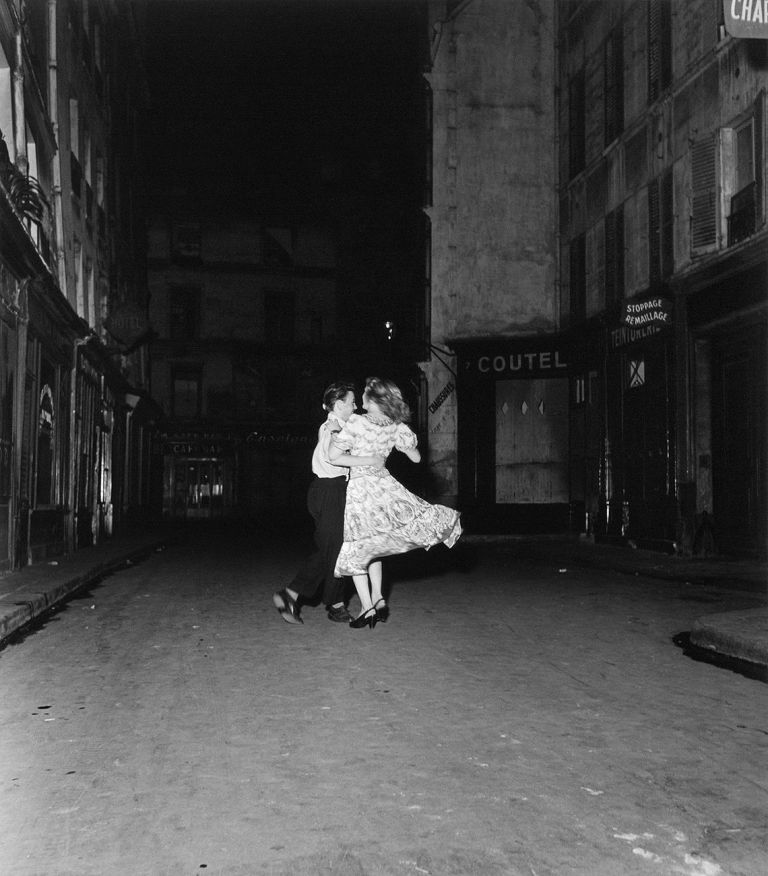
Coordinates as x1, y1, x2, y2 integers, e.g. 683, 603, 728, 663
145, 0, 426, 222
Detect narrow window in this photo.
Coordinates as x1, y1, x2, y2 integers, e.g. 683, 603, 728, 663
604, 27, 624, 146
169, 286, 200, 340
172, 368, 201, 419
605, 205, 625, 306
569, 69, 585, 179
648, 0, 672, 104
729, 117, 758, 246
570, 234, 586, 325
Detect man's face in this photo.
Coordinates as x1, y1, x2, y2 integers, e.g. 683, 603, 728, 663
335, 391, 355, 421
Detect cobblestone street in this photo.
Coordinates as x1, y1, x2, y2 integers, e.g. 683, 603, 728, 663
1, 525, 766, 875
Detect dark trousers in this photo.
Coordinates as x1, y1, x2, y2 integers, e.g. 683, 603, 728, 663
289, 476, 347, 605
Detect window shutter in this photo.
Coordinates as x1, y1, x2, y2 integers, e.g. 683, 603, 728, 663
570, 234, 586, 324
605, 29, 624, 145
755, 92, 764, 222
605, 205, 624, 306
569, 70, 585, 178
691, 136, 717, 249
648, 0, 671, 103
661, 168, 674, 277
648, 178, 661, 286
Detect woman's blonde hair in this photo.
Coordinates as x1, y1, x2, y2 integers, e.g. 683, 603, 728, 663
364, 376, 411, 423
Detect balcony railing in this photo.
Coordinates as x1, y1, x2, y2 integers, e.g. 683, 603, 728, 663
728, 182, 757, 246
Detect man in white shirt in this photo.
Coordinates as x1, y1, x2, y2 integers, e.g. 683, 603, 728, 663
273, 381, 384, 624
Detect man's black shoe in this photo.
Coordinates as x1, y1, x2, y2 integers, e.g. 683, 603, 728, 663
327, 605, 352, 622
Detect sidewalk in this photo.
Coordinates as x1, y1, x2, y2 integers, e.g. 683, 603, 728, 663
466, 533, 768, 676
0, 528, 170, 647
1, 527, 766, 675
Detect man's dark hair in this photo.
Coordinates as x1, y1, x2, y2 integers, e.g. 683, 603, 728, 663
322, 381, 355, 412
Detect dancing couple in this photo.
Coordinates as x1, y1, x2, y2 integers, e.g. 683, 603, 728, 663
273, 377, 461, 628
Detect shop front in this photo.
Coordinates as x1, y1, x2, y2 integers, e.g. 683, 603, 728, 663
684, 262, 767, 557
160, 431, 236, 519
453, 335, 571, 533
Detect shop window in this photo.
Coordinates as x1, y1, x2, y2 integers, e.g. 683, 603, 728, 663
604, 26, 623, 146
36, 365, 55, 507
574, 374, 587, 407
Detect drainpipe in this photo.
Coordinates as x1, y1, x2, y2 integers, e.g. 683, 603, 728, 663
48, 0, 67, 292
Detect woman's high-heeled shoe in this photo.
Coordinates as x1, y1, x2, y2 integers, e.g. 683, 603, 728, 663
373, 598, 389, 623
350, 608, 377, 629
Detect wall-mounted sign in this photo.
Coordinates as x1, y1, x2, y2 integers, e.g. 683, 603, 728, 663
724, 0, 768, 38
105, 302, 150, 347
428, 381, 455, 414
469, 350, 568, 377
620, 297, 672, 329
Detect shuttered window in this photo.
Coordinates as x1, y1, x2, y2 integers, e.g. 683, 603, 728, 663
604, 27, 624, 146
605, 205, 624, 306
569, 70, 585, 179
649, 170, 673, 285
691, 136, 717, 250
648, 0, 671, 104
570, 233, 586, 324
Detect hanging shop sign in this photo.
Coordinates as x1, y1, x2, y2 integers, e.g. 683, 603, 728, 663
724, 1, 768, 38
105, 302, 150, 347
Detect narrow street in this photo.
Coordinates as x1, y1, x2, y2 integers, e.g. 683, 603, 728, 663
1, 523, 766, 876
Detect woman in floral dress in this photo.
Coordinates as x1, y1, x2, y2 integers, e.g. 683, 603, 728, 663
329, 377, 462, 628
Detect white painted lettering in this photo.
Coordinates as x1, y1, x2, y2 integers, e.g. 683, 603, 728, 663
478, 356, 490, 372
493, 355, 505, 372
540, 352, 551, 368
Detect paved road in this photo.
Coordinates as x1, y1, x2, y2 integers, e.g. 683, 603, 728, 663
1, 524, 766, 876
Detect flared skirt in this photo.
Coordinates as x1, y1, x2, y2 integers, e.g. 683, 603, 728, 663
334, 471, 461, 577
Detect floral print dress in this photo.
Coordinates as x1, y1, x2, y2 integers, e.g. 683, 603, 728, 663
333, 413, 462, 577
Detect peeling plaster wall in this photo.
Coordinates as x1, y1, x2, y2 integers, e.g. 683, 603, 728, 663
424, 0, 557, 504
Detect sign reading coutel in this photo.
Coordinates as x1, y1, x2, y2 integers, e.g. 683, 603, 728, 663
474, 350, 568, 375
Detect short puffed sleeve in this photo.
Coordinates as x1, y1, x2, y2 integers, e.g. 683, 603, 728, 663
394, 422, 418, 451
332, 412, 361, 452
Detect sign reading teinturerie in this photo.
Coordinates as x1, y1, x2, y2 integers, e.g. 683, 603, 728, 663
724, 0, 768, 39
620, 297, 672, 328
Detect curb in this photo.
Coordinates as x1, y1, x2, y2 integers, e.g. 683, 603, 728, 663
689, 608, 768, 670
0, 540, 166, 648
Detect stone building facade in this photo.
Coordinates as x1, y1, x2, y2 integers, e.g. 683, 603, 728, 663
558, 0, 766, 555
146, 209, 341, 519
0, 0, 155, 568
423, 0, 560, 531
424, 0, 766, 555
